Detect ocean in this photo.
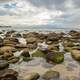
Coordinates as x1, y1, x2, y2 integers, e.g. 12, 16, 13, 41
0, 26, 80, 33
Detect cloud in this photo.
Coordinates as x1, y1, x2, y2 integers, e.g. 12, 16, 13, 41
0, 0, 80, 29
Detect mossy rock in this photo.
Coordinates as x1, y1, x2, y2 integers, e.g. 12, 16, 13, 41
32, 50, 46, 57
46, 52, 64, 63
43, 70, 60, 80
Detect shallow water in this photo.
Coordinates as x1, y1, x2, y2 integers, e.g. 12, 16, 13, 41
9, 52, 80, 80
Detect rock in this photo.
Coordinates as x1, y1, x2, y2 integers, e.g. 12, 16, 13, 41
64, 41, 74, 47
38, 39, 44, 43
46, 41, 53, 45
43, 70, 60, 80
0, 50, 4, 55
0, 60, 9, 70
46, 51, 64, 63
48, 44, 59, 51
26, 37, 37, 44
72, 46, 80, 50
69, 30, 78, 35
12, 33, 22, 38
8, 57, 19, 63
20, 50, 32, 62
15, 44, 27, 48
0, 46, 17, 53
0, 37, 3, 46
21, 50, 30, 57
23, 32, 39, 38
64, 47, 72, 52
27, 43, 37, 50
8, 38, 19, 43
69, 30, 80, 39
2, 52, 13, 60
27, 73, 40, 80
71, 50, 80, 61
0, 69, 18, 80
47, 32, 63, 42
0, 46, 16, 59
3, 37, 19, 46
38, 33, 47, 40
32, 50, 46, 57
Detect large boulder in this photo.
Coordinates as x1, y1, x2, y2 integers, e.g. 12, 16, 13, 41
42, 70, 60, 80
46, 51, 64, 63
0, 69, 18, 80
0, 60, 9, 70
71, 49, 80, 61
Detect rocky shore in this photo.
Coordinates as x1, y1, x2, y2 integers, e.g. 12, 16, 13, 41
0, 30, 80, 80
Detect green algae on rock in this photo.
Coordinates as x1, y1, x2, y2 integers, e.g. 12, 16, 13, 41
46, 51, 64, 63
32, 50, 46, 57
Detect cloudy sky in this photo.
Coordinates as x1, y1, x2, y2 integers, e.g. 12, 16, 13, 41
0, 0, 80, 28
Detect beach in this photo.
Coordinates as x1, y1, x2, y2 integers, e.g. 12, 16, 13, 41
0, 29, 80, 80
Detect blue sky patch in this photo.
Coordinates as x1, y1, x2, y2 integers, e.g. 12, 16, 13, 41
4, 3, 16, 9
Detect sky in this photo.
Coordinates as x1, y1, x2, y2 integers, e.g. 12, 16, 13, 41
0, 0, 80, 28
